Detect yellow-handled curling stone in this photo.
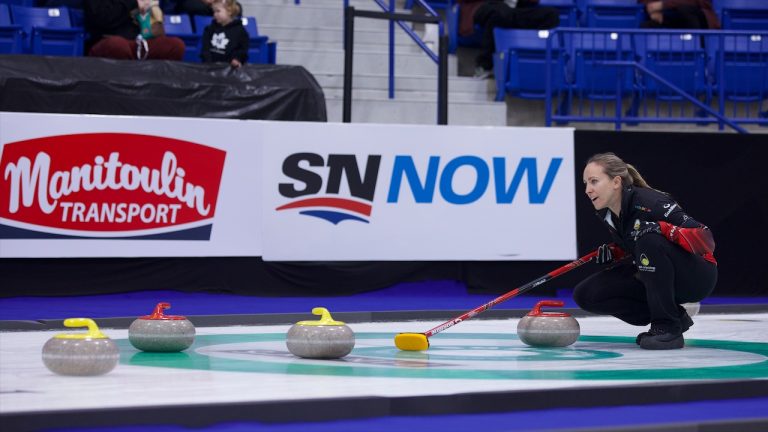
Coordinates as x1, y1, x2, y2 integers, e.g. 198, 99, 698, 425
42, 318, 120, 376
286, 307, 355, 359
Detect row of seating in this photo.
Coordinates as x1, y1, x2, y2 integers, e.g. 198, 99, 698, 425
0, 4, 276, 63
411, 0, 768, 53
493, 28, 767, 123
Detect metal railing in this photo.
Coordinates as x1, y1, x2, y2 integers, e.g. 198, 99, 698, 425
343, 3, 449, 124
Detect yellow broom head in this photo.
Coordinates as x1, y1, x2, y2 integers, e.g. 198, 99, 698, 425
394, 333, 429, 351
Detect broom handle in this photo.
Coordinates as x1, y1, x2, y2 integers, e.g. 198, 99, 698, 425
423, 249, 601, 338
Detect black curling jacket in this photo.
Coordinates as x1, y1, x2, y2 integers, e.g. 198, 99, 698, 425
201, 19, 249, 64
596, 185, 707, 257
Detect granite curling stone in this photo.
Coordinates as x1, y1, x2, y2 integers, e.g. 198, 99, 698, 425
682, 302, 700, 317
286, 307, 355, 359
129, 302, 195, 352
42, 318, 120, 376
517, 300, 580, 347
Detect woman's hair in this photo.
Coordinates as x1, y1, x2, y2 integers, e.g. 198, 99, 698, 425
586, 152, 652, 188
216, 0, 241, 18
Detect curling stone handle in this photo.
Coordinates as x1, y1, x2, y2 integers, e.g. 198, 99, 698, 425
149, 302, 171, 319
311, 307, 335, 324
531, 300, 565, 315
62, 318, 107, 339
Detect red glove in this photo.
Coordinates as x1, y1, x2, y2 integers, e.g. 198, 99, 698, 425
658, 221, 716, 257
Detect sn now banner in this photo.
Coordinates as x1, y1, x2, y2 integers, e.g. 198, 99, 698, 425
0, 112, 262, 257
261, 122, 576, 261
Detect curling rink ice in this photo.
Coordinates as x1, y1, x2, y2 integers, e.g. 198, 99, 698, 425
1, 313, 767, 415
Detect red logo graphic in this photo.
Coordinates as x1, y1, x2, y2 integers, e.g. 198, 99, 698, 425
0, 133, 226, 239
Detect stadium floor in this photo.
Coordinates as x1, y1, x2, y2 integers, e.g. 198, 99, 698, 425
1, 285, 767, 432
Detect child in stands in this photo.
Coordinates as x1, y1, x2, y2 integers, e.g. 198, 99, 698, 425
200, 0, 249, 68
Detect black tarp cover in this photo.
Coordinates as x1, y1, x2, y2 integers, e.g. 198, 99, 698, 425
0, 55, 326, 121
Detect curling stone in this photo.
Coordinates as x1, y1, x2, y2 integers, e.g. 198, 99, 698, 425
286, 307, 355, 359
682, 302, 700, 317
129, 302, 195, 352
517, 300, 580, 347
42, 318, 120, 376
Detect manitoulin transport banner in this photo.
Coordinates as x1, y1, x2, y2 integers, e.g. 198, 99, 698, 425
0, 112, 575, 260
0, 112, 261, 257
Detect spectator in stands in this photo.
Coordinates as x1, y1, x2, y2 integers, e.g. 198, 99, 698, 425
638, 0, 720, 29
574, 153, 717, 350
84, 0, 185, 60
459, 0, 559, 79
200, 0, 248, 68
176, 0, 214, 16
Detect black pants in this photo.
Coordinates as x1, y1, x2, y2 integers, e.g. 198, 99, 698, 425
473, 2, 560, 70
573, 233, 717, 332
641, 5, 709, 29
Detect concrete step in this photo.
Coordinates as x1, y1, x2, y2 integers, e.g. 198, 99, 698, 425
323, 87, 494, 103
245, 4, 415, 29
242, 0, 408, 8
314, 72, 492, 93
279, 39, 427, 54
260, 24, 420, 45
277, 46, 457, 75
325, 98, 506, 125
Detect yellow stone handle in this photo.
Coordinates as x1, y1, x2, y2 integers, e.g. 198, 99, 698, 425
296, 307, 345, 326
54, 318, 108, 339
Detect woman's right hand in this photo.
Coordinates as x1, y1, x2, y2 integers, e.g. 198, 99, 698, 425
595, 243, 624, 264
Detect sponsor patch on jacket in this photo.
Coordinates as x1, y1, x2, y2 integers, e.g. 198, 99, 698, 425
634, 204, 652, 213
638, 253, 656, 272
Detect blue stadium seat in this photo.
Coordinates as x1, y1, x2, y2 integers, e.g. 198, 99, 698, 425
540, 0, 579, 28
239, 16, 274, 64
68, 7, 82, 28
446, 2, 480, 54
192, 14, 212, 34
563, 31, 635, 99
716, 0, 768, 31
10, 5, 84, 55
164, 14, 200, 62
1, 0, 35, 6
0, 3, 23, 53
706, 33, 768, 103
582, 0, 643, 28
634, 32, 709, 101
493, 28, 565, 101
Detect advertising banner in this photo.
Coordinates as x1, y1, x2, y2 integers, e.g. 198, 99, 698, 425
261, 122, 576, 261
0, 112, 262, 257
1, 113, 575, 260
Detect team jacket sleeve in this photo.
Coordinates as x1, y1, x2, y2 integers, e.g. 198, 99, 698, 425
651, 195, 716, 260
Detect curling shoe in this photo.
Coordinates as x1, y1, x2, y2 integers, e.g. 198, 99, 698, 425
638, 326, 684, 350
636, 310, 693, 345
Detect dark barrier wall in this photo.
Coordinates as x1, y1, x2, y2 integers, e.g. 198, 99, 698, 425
0, 55, 327, 121
1, 130, 766, 297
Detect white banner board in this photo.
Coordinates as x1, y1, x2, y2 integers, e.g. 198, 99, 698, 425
261, 122, 576, 261
1, 112, 575, 260
0, 112, 262, 257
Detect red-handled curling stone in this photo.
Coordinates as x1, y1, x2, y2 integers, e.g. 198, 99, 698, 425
128, 302, 195, 352
517, 300, 580, 347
